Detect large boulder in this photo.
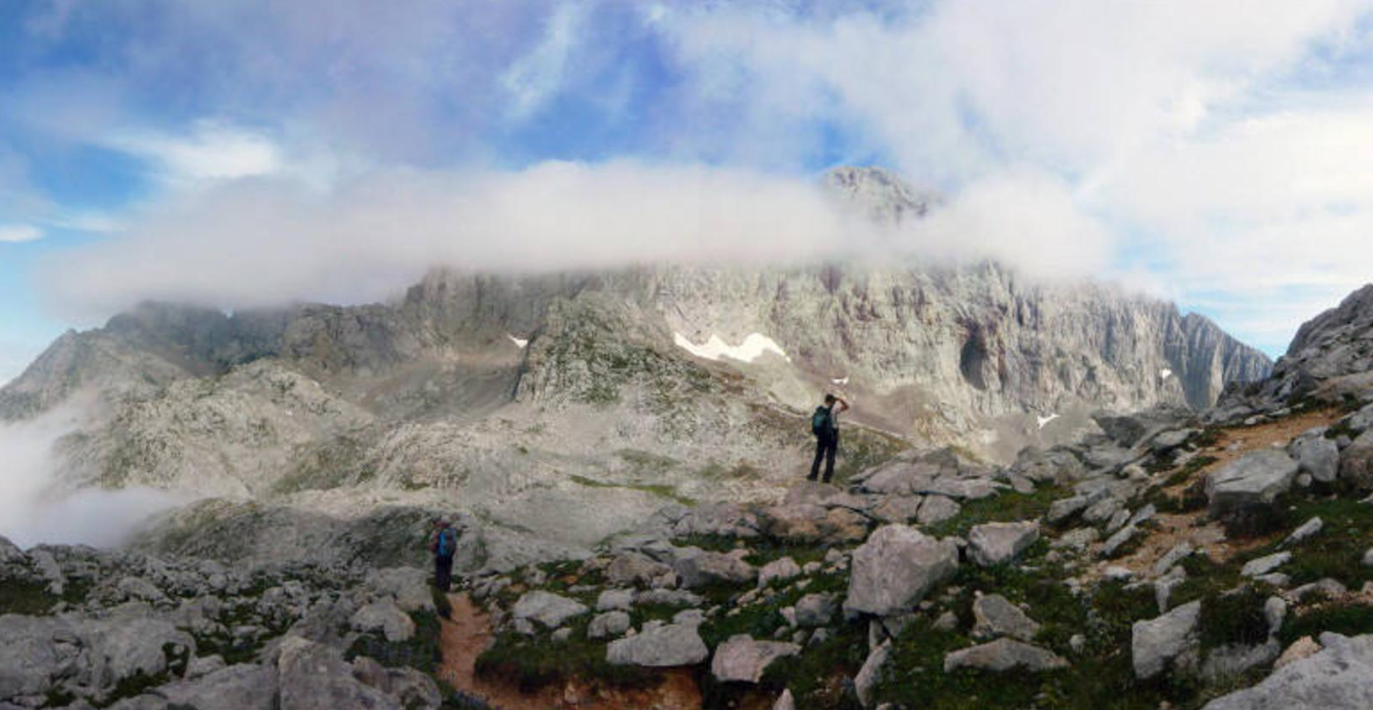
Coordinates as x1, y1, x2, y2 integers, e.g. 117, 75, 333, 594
972, 594, 1041, 642
710, 635, 801, 684
1202, 634, 1373, 710
278, 636, 401, 710
673, 551, 756, 589
156, 664, 278, 710
606, 552, 671, 587
943, 639, 1068, 673
1289, 435, 1339, 484
511, 591, 589, 629
756, 504, 868, 544
1206, 451, 1298, 522
1132, 601, 1201, 680
606, 622, 708, 667
1339, 430, 1373, 490
351, 598, 415, 642
362, 568, 434, 614
967, 522, 1039, 567
0, 616, 67, 701
853, 640, 891, 708
844, 525, 959, 617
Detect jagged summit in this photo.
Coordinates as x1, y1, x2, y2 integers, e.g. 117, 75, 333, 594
824, 165, 941, 223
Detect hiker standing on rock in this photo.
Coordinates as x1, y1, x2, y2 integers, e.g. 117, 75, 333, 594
429, 518, 458, 592
808, 393, 849, 483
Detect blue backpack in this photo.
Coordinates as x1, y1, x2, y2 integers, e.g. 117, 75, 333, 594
435, 529, 457, 558
811, 407, 833, 437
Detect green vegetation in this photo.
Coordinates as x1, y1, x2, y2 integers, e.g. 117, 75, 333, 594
346, 611, 444, 676
928, 484, 1065, 538
0, 577, 57, 615
1278, 603, 1373, 646
474, 615, 658, 692
569, 474, 696, 506
1199, 588, 1271, 650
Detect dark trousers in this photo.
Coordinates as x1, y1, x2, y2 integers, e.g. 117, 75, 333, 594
434, 555, 454, 592
809, 433, 838, 483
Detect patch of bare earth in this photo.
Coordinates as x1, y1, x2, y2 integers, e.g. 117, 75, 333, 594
437, 593, 704, 710
1102, 408, 1343, 578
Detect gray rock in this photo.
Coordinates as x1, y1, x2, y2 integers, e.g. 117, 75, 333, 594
607, 552, 672, 587
672, 609, 706, 627
1202, 634, 1373, 709
673, 551, 756, 589
596, 588, 635, 612
871, 496, 924, 524
278, 636, 400, 710
1339, 429, 1373, 490
1242, 552, 1292, 578
773, 688, 796, 710
844, 525, 959, 616
1045, 495, 1091, 525
351, 598, 415, 642
363, 568, 433, 614
943, 639, 1068, 673
973, 594, 1041, 642
1206, 450, 1298, 522
157, 664, 278, 710
794, 594, 837, 627
967, 522, 1039, 567
1283, 517, 1323, 546
512, 591, 589, 629
1290, 436, 1339, 484
606, 623, 708, 667
916, 496, 961, 526
758, 557, 801, 588
1265, 596, 1287, 636
1100, 524, 1142, 558
710, 635, 801, 684
588, 611, 631, 640
1153, 542, 1194, 576
1363, 547, 1373, 567
1132, 600, 1201, 679
854, 640, 891, 708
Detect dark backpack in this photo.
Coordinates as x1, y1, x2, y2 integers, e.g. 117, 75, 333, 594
811, 406, 833, 437
435, 529, 457, 558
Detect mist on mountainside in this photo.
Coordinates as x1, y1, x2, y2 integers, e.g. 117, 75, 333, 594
0, 397, 184, 549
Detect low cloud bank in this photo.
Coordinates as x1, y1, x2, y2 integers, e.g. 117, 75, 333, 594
0, 401, 184, 550
43, 161, 1115, 321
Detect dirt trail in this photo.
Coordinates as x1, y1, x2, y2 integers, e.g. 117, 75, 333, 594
1105, 408, 1342, 577
437, 593, 704, 710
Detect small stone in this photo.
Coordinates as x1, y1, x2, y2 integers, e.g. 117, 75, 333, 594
943, 639, 1069, 673
1273, 636, 1322, 670
972, 594, 1041, 642
854, 640, 891, 708
1283, 517, 1323, 546
1241, 552, 1292, 578
589, 611, 632, 639
967, 522, 1039, 567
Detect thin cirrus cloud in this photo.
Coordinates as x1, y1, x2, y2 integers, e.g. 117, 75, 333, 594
0, 224, 44, 243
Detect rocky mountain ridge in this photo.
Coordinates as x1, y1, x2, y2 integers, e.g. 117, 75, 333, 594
2, 281, 1372, 710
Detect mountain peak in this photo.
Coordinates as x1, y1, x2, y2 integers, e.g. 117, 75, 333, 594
823, 166, 941, 223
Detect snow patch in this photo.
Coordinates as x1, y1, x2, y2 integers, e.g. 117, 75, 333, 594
1036, 413, 1060, 429
508, 334, 529, 349
831, 376, 850, 385
1160, 368, 1173, 380
673, 332, 790, 364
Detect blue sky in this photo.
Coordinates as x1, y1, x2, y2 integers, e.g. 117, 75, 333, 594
3, 0, 1373, 384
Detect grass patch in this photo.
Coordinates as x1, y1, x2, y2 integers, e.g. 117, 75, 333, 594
0, 577, 56, 615
1199, 588, 1271, 651
1278, 603, 1373, 646
928, 484, 1066, 538
569, 475, 696, 506
346, 610, 444, 675
474, 617, 657, 693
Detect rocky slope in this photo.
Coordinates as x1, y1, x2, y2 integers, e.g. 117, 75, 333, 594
0, 168, 1269, 568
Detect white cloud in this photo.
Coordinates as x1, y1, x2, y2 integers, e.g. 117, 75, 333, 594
41, 160, 1117, 320
104, 121, 284, 185
502, 2, 587, 118
0, 224, 43, 243
0, 398, 185, 549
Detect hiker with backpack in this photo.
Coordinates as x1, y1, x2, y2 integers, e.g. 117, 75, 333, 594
808, 393, 849, 483
429, 518, 458, 592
